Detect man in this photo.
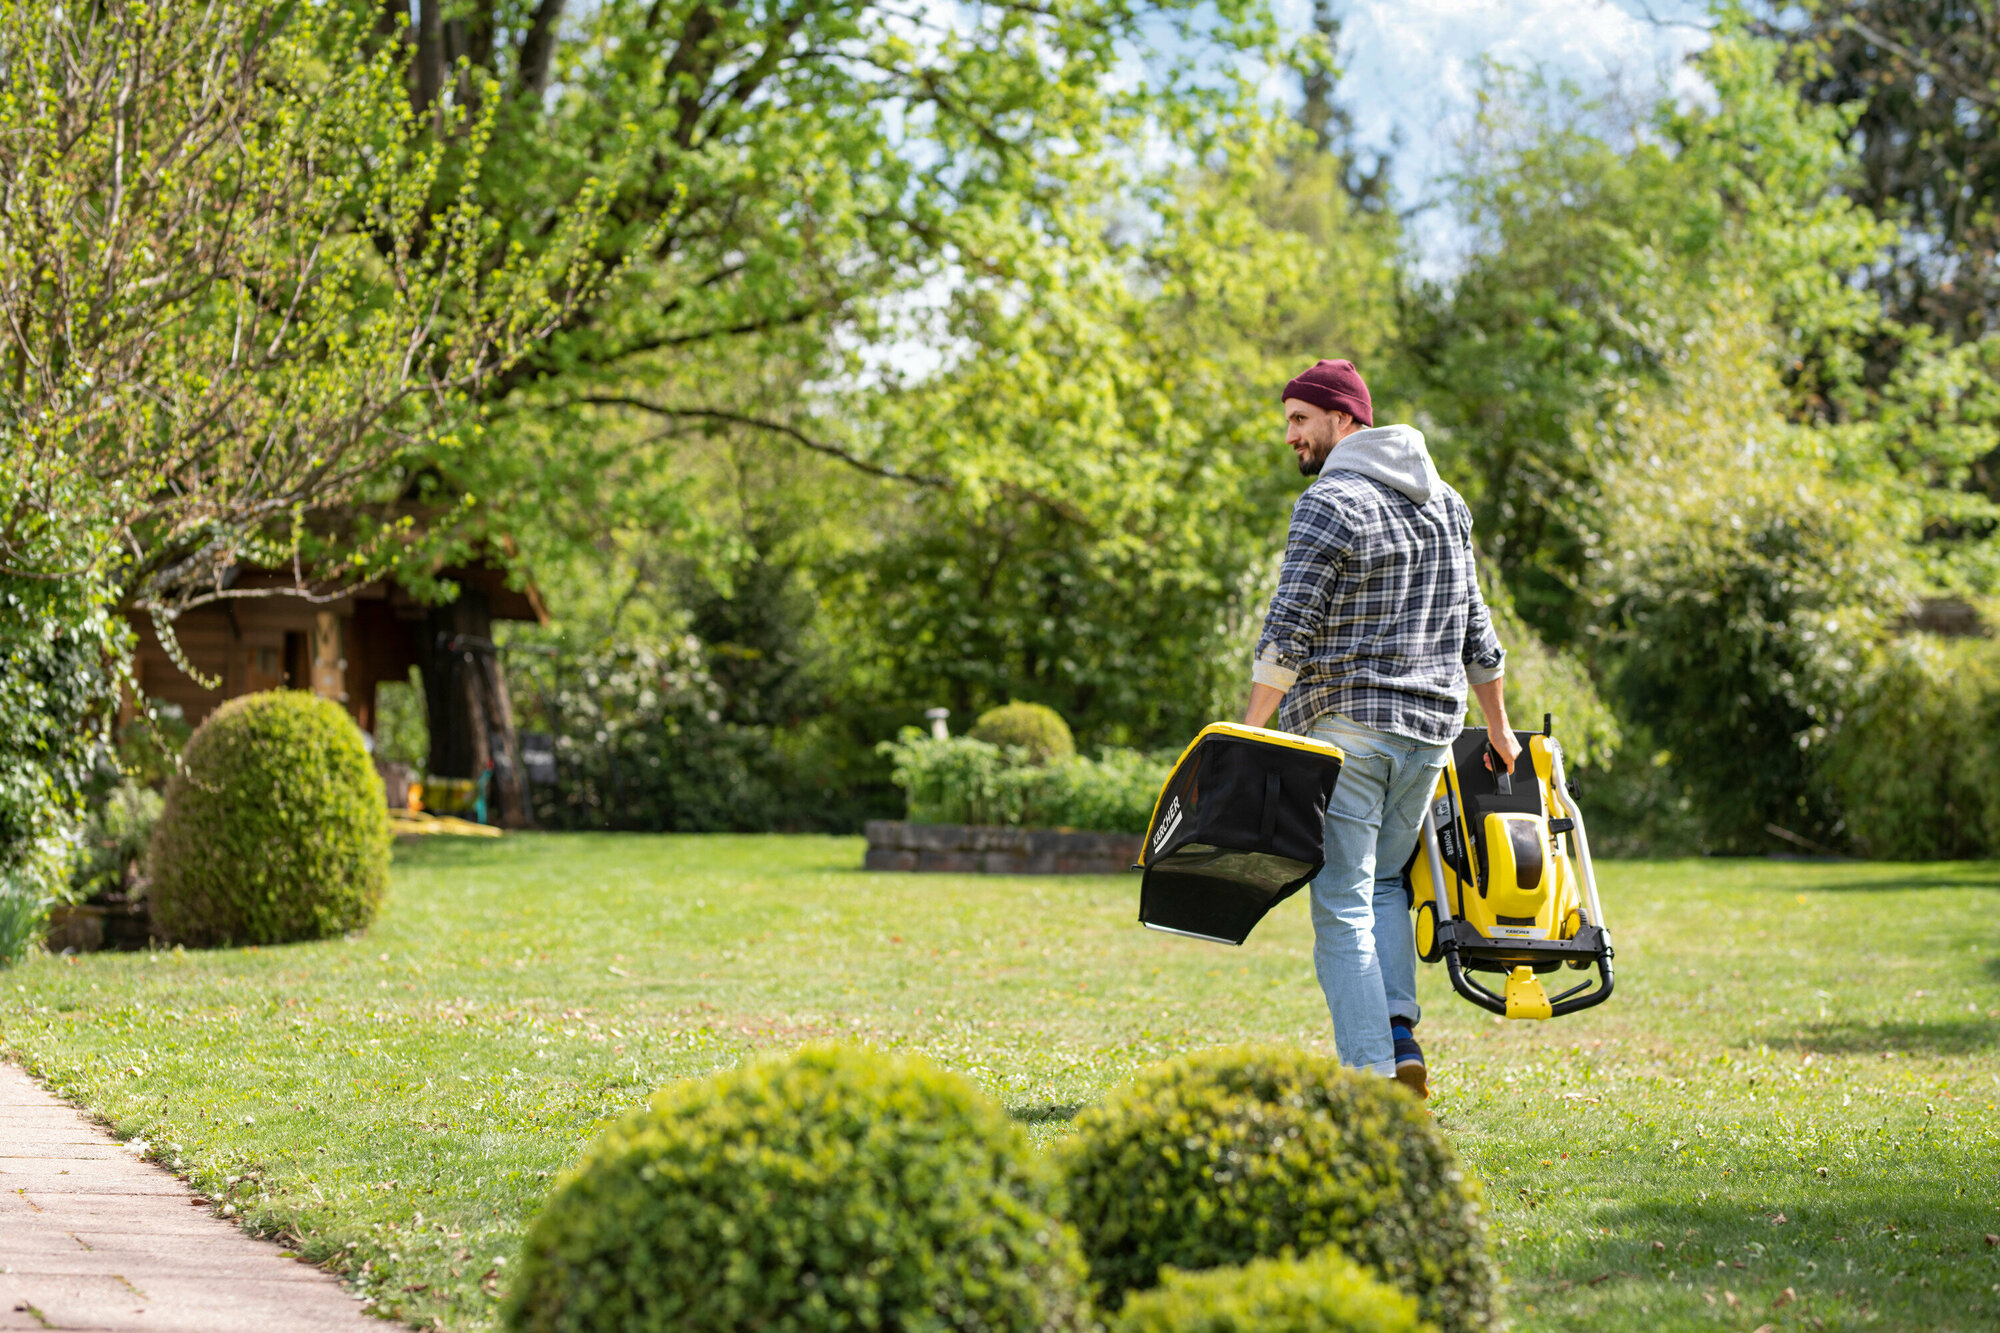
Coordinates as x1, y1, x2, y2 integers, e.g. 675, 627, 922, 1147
1243, 358, 1516, 1098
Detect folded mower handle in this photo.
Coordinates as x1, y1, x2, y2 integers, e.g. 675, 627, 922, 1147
1441, 943, 1616, 1018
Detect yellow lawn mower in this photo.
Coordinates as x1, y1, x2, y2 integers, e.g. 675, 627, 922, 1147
1407, 717, 1615, 1020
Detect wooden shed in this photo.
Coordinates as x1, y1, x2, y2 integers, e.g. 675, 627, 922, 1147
128, 562, 545, 827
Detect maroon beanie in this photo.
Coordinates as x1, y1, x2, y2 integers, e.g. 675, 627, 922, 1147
1281, 359, 1373, 427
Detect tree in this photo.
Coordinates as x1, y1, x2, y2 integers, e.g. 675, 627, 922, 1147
1767, 1, 2000, 346
0, 0, 610, 880
0, 0, 609, 615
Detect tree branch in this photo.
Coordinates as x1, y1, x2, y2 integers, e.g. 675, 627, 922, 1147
565, 394, 946, 486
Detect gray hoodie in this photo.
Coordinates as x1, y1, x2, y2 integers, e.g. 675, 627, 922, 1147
1322, 424, 1439, 504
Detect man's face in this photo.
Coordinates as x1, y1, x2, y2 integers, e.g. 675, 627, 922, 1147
1283, 399, 1353, 476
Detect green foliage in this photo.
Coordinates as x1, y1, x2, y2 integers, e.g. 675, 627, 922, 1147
67, 781, 163, 904
821, 134, 1402, 751
508, 637, 813, 832
970, 703, 1077, 765
504, 1044, 1090, 1333
1775, 1, 2000, 348
0, 575, 123, 898
1823, 635, 2000, 859
880, 733, 1026, 828
0, 0, 613, 619
1477, 572, 1619, 769
1401, 26, 2000, 850
1057, 1046, 1495, 1333
0, 865, 48, 968
372, 670, 430, 770
1109, 1248, 1430, 1333
878, 732, 1170, 832
1025, 751, 1173, 835
1589, 312, 1912, 851
148, 692, 390, 947
114, 704, 193, 791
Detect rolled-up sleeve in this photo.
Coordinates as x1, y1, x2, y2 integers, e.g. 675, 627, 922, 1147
1253, 491, 1351, 690
1461, 526, 1506, 685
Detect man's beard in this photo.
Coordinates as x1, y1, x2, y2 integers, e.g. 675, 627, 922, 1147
1297, 453, 1324, 476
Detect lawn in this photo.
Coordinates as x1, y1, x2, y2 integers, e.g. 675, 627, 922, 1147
3, 834, 1998, 1332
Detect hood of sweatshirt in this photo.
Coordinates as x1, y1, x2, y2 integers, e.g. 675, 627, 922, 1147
1322, 424, 1438, 504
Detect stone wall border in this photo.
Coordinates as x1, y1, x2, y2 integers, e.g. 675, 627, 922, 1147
863, 820, 1141, 875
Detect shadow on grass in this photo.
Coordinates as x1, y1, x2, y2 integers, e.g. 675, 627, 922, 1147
1008, 1102, 1082, 1126
1758, 1016, 1998, 1057
1515, 1179, 2000, 1331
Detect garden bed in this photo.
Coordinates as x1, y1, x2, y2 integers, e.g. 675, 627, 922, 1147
863, 820, 1141, 874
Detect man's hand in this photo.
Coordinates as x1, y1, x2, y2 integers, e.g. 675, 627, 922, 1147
1469, 677, 1518, 772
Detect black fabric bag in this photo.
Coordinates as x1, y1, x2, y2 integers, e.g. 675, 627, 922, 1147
1136, 724, 1345, 945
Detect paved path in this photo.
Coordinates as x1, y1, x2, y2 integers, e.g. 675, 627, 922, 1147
0, 1061, 381, 1332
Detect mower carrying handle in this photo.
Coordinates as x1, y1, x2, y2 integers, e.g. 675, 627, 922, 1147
1441, 944, 1615, 1018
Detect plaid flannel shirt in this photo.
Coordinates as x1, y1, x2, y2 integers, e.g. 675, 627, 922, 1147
1252, 467, 1505, 744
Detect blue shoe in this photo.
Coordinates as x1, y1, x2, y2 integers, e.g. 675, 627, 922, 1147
1391, 1019, 1428, 1099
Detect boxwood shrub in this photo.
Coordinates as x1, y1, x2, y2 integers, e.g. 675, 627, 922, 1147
1110, 1247, 1431, 1333
148, 691, 389, 946
1057, 1046, 1495, 1333
970, 702, 1075, 764
505, 1044, 1091, 1333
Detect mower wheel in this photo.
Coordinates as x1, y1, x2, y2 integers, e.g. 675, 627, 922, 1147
1414, 900, 1444, 964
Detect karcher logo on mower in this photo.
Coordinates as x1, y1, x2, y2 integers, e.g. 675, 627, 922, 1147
1152, 797, 1184, 853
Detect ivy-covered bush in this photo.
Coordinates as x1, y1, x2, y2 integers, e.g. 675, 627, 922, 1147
879, 731, 1170, 832
148, 692, 390, 946
505, 1044, 1090, 1333
0, 574, 123, 902
970, 702, 1076, 764
1109, 1248, 1429, 1333
1057, 1046, 1495, 1333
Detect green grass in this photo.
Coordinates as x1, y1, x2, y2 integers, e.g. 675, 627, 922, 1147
4, 834, 1999, 1332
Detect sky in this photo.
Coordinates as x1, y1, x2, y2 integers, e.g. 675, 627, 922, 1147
1282, 0, 1717, 267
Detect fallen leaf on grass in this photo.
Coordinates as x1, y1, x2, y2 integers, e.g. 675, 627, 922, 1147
1774, 1287, 1796, 1308
1724, 1291, 1740, 1307
1703, 1293, 1716, 1307
1771, 1212, 1788, 1225
1587, 1272, 1616, 1285
1985, 1234, 1998, 1248
1751, 1325, 1775, 1333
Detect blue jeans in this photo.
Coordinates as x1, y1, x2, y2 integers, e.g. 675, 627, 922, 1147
1305, 714, 1450, 1075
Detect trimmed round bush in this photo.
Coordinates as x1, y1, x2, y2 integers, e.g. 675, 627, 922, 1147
505, 1044, 1091, 1333
148, 691, 389, 946
970, 702, 1075, 764
1110, 1248, 1429, 1333
1057, 1046, 1495, 1333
